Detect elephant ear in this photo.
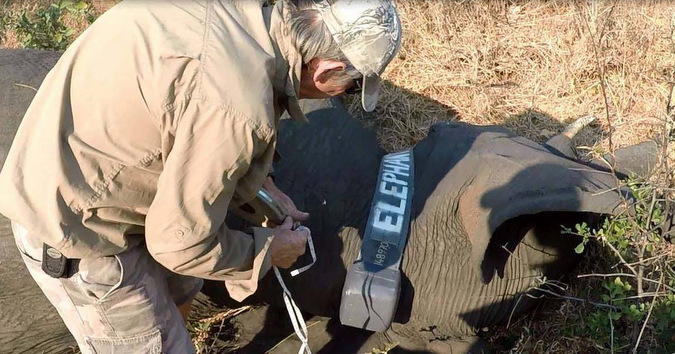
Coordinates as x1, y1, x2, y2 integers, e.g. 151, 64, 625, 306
430, 124, 630, 280
459, 132, 628, 278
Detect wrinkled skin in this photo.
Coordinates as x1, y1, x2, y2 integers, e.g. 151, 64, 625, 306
0, 49, 659, 353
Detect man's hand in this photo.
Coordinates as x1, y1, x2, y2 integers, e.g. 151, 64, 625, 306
270, 217, 309, 268
263, 176, 310, 223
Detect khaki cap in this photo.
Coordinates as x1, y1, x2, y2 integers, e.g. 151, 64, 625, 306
313, 0, 402, 112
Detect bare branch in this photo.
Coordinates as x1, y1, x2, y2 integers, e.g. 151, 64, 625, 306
576, 1, 617, 153
631, 274, 663, 354
600, 235, 638, 276
577, 273, 675, 293
531, 287, 619, 310
13, 83, 38, 92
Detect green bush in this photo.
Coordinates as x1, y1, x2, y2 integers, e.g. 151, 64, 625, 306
14, 0, 92, 50
564, 178, 675, 352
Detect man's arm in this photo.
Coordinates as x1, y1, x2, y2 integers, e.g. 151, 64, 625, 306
145, 99, 281, 300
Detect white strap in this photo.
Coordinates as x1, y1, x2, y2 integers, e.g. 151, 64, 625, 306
274, 226, 316, 354
290, 226, 316, 277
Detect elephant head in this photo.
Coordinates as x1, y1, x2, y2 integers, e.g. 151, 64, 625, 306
205, 96, 657, 352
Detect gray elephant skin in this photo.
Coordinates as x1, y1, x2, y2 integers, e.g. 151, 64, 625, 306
0, 49, 652, 353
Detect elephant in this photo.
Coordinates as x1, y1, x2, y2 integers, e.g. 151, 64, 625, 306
207, 101, 659, 353
0, 49, 661, 353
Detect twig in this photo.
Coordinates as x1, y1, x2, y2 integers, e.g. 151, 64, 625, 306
589, 185, 622, 197
617, 292, 669, 301
631, 274, 663, 354
577, 1, 618, 153
625, 252, 670, 268
671, 12, 675, 56
597, 1, 618, 42
609, 308, 615, 354
577, 273, 639, 279
600, 235, 638, 276
204, 306, 251, 322
578, 273, 675, 293
207, 317, 227, 354
531, 287, 619, 310
662, 83, 673, 162
13, 83, 38, 92
636, 189, 657, 297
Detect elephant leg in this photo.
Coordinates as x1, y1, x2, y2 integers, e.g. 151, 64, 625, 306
599, 140, 660, 178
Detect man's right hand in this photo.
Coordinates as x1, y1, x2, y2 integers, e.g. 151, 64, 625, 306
269, 217, 309, 269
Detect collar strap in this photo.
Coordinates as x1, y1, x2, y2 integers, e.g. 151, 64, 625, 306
339, 149, 415, 332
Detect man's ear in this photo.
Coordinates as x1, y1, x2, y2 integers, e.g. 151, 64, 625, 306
312, 59, 348, 83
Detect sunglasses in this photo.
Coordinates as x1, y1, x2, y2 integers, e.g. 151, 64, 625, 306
345, 78, 363, 95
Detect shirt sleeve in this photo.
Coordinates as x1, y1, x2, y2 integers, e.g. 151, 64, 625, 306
145, 99, 276, 301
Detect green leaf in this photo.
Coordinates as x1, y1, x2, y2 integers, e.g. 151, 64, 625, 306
574, 242, 585, 254
74, 1, 88, 11
610, 311, 622, 321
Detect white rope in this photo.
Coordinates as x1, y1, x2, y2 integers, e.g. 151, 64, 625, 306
273, 226, 316, 354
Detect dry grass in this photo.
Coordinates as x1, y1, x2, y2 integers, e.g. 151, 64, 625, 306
350, 0, 675, 153
188, 305, 251, 354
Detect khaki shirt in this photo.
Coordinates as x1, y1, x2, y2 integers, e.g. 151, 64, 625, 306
0, 0, 306, 301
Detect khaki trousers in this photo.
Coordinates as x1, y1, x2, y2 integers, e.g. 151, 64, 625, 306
12, 222, 203, 354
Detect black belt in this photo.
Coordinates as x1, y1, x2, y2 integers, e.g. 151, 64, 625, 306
42, 244, 80, 278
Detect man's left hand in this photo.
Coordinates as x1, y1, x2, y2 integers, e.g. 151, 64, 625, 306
263, 176, 310, 224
